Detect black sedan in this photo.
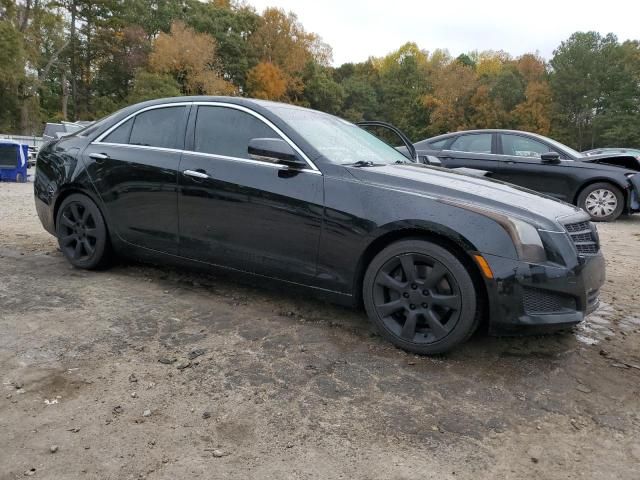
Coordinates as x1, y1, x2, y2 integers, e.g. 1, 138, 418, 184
414, 130, 640, 222
35, 97, 605, 354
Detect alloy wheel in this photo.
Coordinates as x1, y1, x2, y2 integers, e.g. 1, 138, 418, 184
585, 189, 618, 218
58, 202, 98, 261
372, 253, 462, 344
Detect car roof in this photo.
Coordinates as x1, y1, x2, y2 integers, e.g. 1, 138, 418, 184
421, 129, 552, 143
128, 96, 316, 114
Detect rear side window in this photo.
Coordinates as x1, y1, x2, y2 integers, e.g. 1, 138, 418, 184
194, 106, 280, 160
129, 107, 185, 149
449, 134, 492, 154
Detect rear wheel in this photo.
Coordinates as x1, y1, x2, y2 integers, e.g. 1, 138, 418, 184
55, 194, 111, 269
363, 240, 478, 354
577, 182, 624, 222
15, 173, 24, 183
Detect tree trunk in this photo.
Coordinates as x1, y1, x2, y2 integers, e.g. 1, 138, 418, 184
62, 71, 69, 121
70, 0, 77, 121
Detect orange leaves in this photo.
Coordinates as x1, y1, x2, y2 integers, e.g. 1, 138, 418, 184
246, 62, 288, 100
246, 7, 331, 101
149, 21, 235, 95
421, 52, 552, 135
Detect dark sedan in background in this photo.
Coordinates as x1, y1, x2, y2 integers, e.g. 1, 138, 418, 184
35, 98, 605, 354
415, 129, 640, 221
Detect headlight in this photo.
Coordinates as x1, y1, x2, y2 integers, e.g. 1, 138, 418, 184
496, 217, 547, 263
440, 198, 550, 263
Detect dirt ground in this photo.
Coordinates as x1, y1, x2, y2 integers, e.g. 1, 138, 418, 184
1, 181, 639, 480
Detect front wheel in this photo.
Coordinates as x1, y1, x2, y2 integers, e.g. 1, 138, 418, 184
55, 193, 111, 269
577, 182, 624, 222
363, 240, 478, 355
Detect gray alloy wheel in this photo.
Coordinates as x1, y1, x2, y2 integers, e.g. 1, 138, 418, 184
577, 182, 624, 222
55, 193, 111, 269
363, 239, 478, 355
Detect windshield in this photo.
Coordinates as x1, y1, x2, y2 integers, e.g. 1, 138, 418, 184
269, 106, 410, 165
540, 135, 583, 158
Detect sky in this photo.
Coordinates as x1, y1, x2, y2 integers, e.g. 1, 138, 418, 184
248, 0, 639, 65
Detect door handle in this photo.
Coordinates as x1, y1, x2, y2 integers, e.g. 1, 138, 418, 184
89, 152, 109, 163
183, 169, 210, 179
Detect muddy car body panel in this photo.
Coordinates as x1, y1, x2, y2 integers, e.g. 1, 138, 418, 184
35, 97, 606, 339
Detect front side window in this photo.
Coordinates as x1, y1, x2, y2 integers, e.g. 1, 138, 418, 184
449, 134, 492, 154
194, 106, 280, 160
429, 138, 449, 150
501, 134, 552, 158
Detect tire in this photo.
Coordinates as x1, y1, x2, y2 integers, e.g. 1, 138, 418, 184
577, 182, 624, 222
55, 193, 111, 269
363, 240, 478, 355
15, 173, 24, 183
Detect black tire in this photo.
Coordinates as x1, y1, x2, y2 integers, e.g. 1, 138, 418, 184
15, 173, 24, 183
55, 193, 111, 269
363, 240, 478, 355
577, 182, 624, 222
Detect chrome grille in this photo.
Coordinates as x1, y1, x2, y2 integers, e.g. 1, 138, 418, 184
564, 221, 599, 256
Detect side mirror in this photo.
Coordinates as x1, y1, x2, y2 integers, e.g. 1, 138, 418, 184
418, 154, 442, 166
248, 138, 306, 169
541, 152, 561, 163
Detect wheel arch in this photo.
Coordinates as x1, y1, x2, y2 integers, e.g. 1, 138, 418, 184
53, 185, 108, 231
573, 178, 629, 210
352, 227, 489, 326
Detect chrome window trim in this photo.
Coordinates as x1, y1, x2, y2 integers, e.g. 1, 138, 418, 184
180, 149, 321, 175
191, 101, 320, 173
93, 142, 184, 154
92, 101, 322, 175
93, 102, 192, 144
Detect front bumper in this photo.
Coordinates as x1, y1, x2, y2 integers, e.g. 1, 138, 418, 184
482, 252, 606, 334
628, 174, 640, 213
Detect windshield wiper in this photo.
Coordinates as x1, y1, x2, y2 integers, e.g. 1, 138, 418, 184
345, 160, 379, 167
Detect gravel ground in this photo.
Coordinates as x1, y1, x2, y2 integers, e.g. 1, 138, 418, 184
1, 181, 639, 480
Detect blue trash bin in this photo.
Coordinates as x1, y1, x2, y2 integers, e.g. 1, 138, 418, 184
0, 141, 29, 182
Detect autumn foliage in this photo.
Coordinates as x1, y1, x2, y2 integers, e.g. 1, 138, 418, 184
1, 1, 639, 149
149, 22, 235, 96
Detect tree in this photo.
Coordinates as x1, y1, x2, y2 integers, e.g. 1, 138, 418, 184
550, 32, 620, 149
149, 21, 235, 95
300, 61, 344, 114
249, 7, 331, 100
184, 0, 261, 89
423, 61, 477, 135
245, 61, 287, 100
375, 43, 431, 139
127, 70, 180, 104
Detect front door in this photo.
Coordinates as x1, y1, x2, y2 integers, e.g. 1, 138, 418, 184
495, 132, 574, 201
177, 104, 324, 284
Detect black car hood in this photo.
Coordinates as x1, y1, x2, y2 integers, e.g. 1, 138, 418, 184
347, 163, 583, 229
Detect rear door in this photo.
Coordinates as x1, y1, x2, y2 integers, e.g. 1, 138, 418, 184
177, 104, 324, 284
496, 132, 573, 200
83, 104, 189, 254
